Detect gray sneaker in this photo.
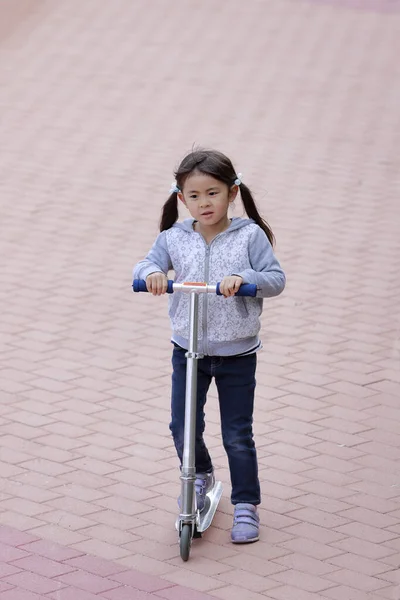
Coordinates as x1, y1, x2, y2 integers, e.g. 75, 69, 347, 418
231, 503, 260, 543
178, 471, 215, 513
195, 472, 215, 512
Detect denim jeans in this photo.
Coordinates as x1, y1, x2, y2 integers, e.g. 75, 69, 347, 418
169, 345, 261, 505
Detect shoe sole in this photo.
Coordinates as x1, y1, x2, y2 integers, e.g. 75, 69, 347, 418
231, 535, 259, 544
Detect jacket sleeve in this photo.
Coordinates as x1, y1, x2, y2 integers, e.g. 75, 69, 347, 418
133, 231, 173, 281
234, 226, 286, 298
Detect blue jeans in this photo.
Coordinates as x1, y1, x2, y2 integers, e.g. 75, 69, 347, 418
170, 345, 261, 505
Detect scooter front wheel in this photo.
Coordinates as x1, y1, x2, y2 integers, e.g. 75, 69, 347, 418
180, 524, 192, 561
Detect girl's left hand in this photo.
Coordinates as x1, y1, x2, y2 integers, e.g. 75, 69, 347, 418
219, 276, 243, 298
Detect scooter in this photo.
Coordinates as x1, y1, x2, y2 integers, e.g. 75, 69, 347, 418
133, 279, 257, 560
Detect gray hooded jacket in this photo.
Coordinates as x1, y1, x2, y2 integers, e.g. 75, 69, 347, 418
133, 217, 286, 356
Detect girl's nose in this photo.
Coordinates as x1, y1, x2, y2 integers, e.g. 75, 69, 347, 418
199, 195, 211, 207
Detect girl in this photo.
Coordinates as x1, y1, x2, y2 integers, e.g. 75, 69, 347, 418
133, 149, 285, 543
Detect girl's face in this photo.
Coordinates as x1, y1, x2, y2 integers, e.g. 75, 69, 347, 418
178, 172, 237, 230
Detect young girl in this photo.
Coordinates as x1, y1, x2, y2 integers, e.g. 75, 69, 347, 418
133, 149, 285, 544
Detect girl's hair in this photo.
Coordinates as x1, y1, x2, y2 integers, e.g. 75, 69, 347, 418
160, 149, 275, 246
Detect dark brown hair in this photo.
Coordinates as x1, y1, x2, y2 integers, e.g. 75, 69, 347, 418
160, 149, 275, 246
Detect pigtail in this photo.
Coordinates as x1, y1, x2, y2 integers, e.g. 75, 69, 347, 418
239, 183, 275, 247
160, 193, 179, 232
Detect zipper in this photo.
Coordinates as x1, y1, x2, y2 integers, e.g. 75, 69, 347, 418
199, 231, 225, 356
203, 244, 210, 355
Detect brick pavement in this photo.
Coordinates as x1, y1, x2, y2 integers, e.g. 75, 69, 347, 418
0, 0, 400, 599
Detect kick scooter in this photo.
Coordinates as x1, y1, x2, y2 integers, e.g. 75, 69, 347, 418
133, 279, 257, 560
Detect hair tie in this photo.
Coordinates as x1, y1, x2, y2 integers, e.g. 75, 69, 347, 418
234, 173, 243, 186
169, 181, 180, 194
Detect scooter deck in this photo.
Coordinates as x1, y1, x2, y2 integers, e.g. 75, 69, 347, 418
176, 481, 223, 534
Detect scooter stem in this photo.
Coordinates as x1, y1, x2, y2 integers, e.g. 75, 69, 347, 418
180, 291, 203, 520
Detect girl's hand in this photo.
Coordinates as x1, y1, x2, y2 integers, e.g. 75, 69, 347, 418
146, 272, 168, 295
219, 276, 243, 298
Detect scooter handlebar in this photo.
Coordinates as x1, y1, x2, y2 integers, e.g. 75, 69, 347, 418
133, 279, 257, 297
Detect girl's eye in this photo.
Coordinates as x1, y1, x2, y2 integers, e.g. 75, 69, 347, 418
189, 194, 198, 199
209, 191, 217, 196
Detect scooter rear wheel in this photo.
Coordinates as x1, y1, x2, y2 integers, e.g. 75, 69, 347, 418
180, 524, 192, 561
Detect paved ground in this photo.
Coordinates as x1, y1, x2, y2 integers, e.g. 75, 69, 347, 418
1, 0, 400, 599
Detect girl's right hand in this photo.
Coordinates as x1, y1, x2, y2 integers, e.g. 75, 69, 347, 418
146, 272, 168, 295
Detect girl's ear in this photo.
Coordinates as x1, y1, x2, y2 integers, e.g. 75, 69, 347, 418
229, 185, 239, 203
177, 191, 186, 207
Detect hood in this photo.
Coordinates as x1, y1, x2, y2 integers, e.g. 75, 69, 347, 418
172, 217, 255, 233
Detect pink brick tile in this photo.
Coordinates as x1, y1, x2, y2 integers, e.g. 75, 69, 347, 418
162, 569, 226, 593
267, 586, 332, 600
9, 554, 76, 578
331, 537, 396, 560
109, 570, 174, 592
47, 589, 100, 600
294, 493, 352, 513
272, 552, 339, 576
3, 570, 66, 594
334, 522, 398, 545
85, 510, 147, 531
0, 576, 17, 592
338, 507, 399, 530
215, 569, 280, 593
18, 457, 74, 477
19, 539, 84, 562
0, 541, 30, 562
280, 537, 344, 560
77, 523, 140, 545
64, 554, 127, 577
297, 480, 355, 500
259, 466, 311, 489
378, 569, 400, 585
56, 570, 120, 594
117, 554, 176, 577
380, 553, 400, 568
57, 470, 116, 491
70, 539, 131, 561
0, 498, 53, 518
270, 568, 339, 593
327, 553, 395, 577
102, 587, 163, 600
166, 555, 234, 578
348, 479, 400, 501
65, 457, 123, 476
0, 512, 45, 532
0, 562, 22, 578
322, 585, 387, 600
46, 497, 103, 517
198, 585, 272, 600
120, 539, 181, 562
35, 510, 94, 531
325, 568, 389, 591
375, 585, 400, 600
0, 464, 25, 481
23, 524, 88, 546
0, 590, 47, 600
220, 553, 286, 578
155, 587, 216, 600
285, 507, 350, 528
282, 522, 345, 545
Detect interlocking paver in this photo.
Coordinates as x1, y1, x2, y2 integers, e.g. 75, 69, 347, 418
1, 0, 400, 598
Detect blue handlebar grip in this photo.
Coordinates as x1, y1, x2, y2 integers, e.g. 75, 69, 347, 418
132, 279, 175, 293
216, 283, 257, 297
133, 279, 148, 292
